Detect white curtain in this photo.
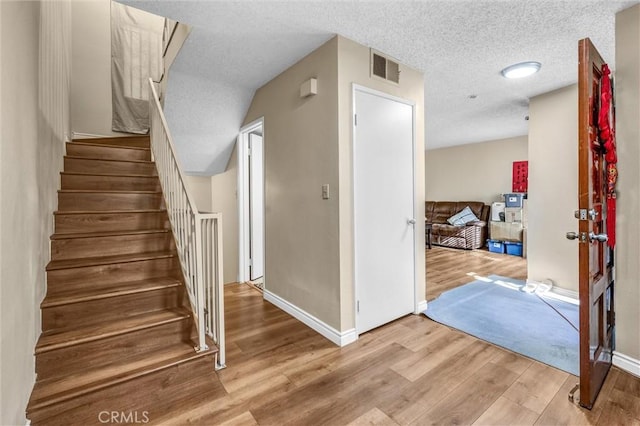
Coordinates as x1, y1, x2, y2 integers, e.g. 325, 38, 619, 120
111, 2, 164, 134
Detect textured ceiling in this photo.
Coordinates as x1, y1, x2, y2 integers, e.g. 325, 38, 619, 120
123, 0, 638, 175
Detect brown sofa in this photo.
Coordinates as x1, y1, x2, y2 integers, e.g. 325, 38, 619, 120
425, 201, 490, 249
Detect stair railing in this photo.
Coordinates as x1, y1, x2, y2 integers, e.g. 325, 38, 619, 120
147, 78, 225, 369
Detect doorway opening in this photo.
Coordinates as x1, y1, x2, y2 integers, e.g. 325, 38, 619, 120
237, 118, 265, 289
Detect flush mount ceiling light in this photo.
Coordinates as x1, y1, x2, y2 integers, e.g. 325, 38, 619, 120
501, 61, 541, 79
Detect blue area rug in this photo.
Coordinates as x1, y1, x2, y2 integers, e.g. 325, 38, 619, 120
424, 275, 579, 375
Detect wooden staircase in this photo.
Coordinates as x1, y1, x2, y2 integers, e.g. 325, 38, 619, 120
27, 136, 225, 425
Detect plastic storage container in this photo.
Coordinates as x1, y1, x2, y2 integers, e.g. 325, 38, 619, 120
504, 241, 523, 256
488, 240, 505, 254
504, 193, 525, 208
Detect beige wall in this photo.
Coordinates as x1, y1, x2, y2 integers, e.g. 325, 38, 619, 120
184, 175, 213, 212
71, 0, 121, 137
243, 36, 425, 332
425, 136, 528, 204
243, 37, 342, 329
527, 85, 578, 293
0, 1, 71, 424
184, 172, 240, 284
615, 4, 640, 362
210, 149, 239, 285
336, 36, 426, 330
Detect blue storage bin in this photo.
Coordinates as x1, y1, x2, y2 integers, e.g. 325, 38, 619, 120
504, 193, 525, 208
488, 240, 505, 254
504, 242, 523, 256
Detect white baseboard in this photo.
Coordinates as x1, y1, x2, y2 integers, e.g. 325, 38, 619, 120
613, 351, 640, 377
414, 300, 428, 314
263, 290, 357, 347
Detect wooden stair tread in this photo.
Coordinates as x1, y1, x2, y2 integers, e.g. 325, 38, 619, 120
65, 155, 153, 164
46, 251, 176, 271
41, 277, 181, 308
68, 141, 150, 151
61, 171, 159, 178
51, 229, 170, 240
54, 208, 167, 215
58, 189, 161, 194
35, 308, 191, 354
27, 343, 216, 412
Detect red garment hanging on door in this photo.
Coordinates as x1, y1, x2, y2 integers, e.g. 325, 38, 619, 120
598, 64, 617, 249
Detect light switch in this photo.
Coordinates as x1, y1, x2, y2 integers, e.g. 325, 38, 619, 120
322, 184, 330, 200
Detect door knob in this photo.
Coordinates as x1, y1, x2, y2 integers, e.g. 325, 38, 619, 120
407, 219, 416, 225
589, 232, 608, 243
566, 232, 579, 240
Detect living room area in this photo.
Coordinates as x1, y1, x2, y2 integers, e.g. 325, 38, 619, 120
424, 135, 529, 301
423, 99, 583, 377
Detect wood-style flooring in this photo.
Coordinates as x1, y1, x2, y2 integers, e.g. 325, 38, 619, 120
426, 245, 528, 300
152, 279, 640, 425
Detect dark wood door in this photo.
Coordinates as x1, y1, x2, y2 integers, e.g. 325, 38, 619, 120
576, 37, 615, 409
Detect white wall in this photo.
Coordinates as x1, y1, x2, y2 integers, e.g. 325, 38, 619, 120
425, 136, 528, 204
527, 85, 578, 293
0, 1, 71, 424
615, 4, 640, 364
71, 0, 121, 138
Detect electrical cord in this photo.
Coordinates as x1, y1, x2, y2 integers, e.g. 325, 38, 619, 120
534, 293, 579, 332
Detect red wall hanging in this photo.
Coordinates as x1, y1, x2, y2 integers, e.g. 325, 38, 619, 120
512, 161, 528, 193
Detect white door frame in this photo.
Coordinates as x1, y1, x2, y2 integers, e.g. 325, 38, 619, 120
237, 117, 264, 284
352, 84, 418, 335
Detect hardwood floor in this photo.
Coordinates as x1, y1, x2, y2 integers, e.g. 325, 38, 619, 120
152, 283, 640, 426
426, 245, 527, 300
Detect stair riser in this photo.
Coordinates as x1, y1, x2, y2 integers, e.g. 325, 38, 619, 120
51, 233, 174, 260
64, 157, 157, 176
66, 143, 151, 161
58, 192, 163, 211
73, 137, 150, 149
47, 258, 180, 295
35, 318, 194, 381
55, 211, 169, 234
29, 354, 218, 425
61, 174, 161, 191
42, 287, 185, 332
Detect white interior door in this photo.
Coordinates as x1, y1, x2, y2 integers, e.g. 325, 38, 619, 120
354, 87, 415, 334
249, 133, 264, 280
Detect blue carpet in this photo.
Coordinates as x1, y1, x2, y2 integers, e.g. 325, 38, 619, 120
424, 275, 579, 375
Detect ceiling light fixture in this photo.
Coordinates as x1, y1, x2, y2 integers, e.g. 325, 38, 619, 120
501, 61, 541, 79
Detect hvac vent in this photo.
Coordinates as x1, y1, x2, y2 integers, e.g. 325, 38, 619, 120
371, 50, 400, 84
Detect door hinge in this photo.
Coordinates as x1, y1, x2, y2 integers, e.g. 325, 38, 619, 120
354, 114, 357, 126
357, 300, 360, 313
248, 258, 253, 267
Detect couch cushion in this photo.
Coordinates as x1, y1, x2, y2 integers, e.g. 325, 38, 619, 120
431, 202, 459, 224
425, 201, 436, 223
447, 206, 479, 226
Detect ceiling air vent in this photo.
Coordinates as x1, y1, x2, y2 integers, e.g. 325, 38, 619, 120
371, 50, 400, 84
